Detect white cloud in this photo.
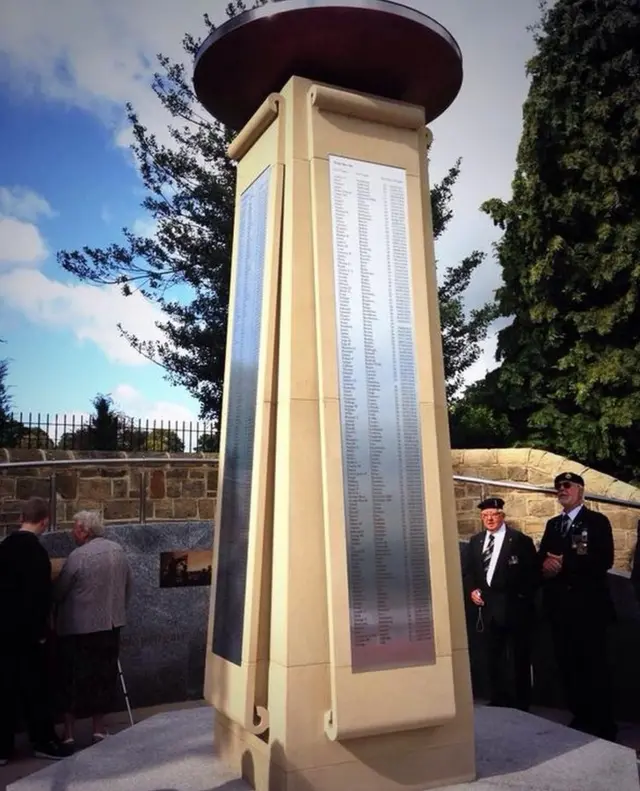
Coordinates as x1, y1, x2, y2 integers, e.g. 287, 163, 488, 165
0, 186, 55, 222
0, 0, 221, 153
132, 217, 157, 238
0, 186, 52, 268
112, 383, 199, 425
0, 216, 48, 266
112, 383, 139, 403
0, 268, 165, 365
0, 184, 166, 368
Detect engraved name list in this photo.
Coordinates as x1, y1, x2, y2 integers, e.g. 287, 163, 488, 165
328, 155, 435, 672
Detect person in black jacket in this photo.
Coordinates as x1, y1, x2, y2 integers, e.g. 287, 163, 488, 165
0, 497, 73, 764
539, 471, 617, 741
631, 520, 640, 605
463, 497, 539, 711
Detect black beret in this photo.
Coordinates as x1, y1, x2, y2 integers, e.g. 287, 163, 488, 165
478, 497, 505, 511
554, 471, 584, 488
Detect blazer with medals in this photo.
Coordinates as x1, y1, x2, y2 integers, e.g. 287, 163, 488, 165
463, 525, 539, 629
538, 505, 614, 622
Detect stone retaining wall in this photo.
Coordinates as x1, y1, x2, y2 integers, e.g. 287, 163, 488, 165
0, 450, 217, 533
1, 447, 639, 570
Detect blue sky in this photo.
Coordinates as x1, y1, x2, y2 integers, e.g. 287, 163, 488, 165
0, 94, 204, 428
0, 0, 541, 435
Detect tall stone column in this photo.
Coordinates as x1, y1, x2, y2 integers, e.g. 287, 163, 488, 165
194, 3, 474, 789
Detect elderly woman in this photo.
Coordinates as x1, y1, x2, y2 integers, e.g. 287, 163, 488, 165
54, 510, 133, 746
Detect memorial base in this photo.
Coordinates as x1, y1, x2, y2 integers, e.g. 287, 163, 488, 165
214, 709, 475, 791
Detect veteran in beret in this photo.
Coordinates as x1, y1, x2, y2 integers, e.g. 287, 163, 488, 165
462, 497, 539, 711
538, 472, 617, 741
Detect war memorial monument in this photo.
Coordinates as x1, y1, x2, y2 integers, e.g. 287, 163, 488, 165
191, 2, 640, 789
7, 2, 639, 791
194, 1, 477, 788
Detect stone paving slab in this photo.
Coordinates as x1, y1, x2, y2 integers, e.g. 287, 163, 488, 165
0, 701, 206, 791
7, 705, 639, 791
7, 707, 241, 791
442, 707, 639, 791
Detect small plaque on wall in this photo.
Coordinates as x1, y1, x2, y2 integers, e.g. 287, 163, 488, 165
160, 550, 212, 589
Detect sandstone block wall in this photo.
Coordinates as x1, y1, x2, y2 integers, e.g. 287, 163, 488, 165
1, 446, 639, 570
0, 449, 217, 533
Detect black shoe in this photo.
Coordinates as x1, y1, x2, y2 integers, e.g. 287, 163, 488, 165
568, 717, 590, 733
593, 725, 618, 743
0, 757, 8, 766
33, 740, 74, 761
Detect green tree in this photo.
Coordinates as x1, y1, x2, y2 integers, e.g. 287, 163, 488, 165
0, 357, 11, 429
140, 428, 185, 453
195, 432, 219, 453
58, 11, 235, 423
59, 394, 122, 450
0, 344, 24, 447
479, 0, 640, 480
448, 374, 513, 449
17, 428, 54, 450
59, 6, 495, 419
88, 394, 121, 450
59, 394, 186, 451
432, 163, 498, 400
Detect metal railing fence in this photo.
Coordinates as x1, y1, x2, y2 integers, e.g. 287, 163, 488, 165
0, 413, 218, 454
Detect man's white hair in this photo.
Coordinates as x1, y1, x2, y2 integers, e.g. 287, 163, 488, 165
73, 510, 105, 537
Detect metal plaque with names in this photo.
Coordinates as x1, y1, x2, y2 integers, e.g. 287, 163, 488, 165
212, 165, 271, 666
328, 154, 435, 673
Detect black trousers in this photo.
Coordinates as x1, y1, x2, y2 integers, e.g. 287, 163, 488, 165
550, 617, 616, 739
57, 628, 121, 717
0, 639, 57, 757
485, 623, 532, 711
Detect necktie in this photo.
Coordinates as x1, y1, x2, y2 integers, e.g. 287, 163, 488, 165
482, 532, 495, 578
560, 513, 571, 537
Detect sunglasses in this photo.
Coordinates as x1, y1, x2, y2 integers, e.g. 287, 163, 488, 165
556, 482, 575, 491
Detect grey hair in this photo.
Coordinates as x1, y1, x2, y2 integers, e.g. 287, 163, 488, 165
73, 510, 105, 537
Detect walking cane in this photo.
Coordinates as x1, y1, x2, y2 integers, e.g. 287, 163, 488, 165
117, 659, 135, 727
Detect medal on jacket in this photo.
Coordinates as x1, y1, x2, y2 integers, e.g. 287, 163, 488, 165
570, 518, 588, 555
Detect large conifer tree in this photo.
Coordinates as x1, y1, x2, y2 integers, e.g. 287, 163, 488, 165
480, 0, 640, 480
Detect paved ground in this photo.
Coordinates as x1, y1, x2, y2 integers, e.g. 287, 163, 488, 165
0, 700, 637, 791
533, 704, 640, 751
0, 700, 206, 791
